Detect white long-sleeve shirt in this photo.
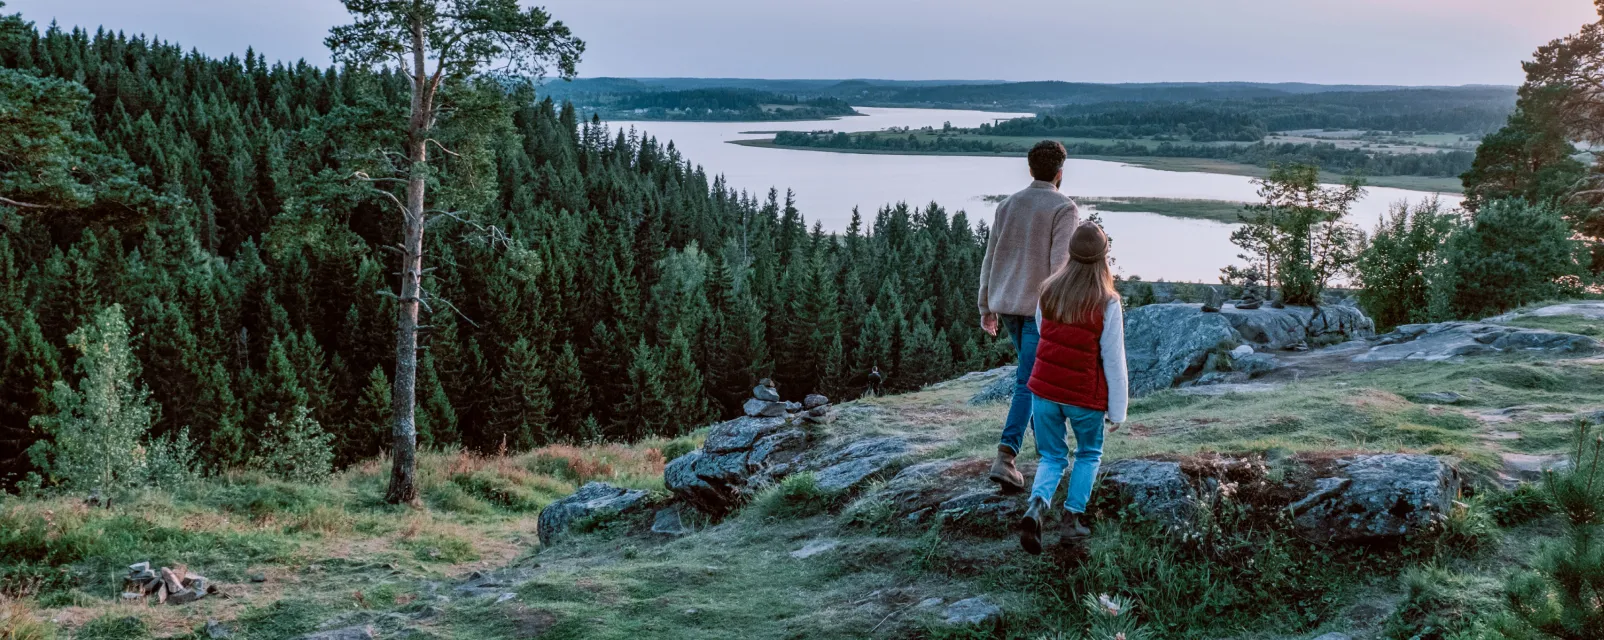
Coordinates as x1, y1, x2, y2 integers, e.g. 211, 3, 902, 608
1036, 298, 1130, 423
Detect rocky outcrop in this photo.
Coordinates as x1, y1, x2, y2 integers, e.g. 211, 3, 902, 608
1126, 303, 1375, 394
664, 388, 903, 516
1356, 322, 1601, 362
1098, 453, 1461, 542
664, 416, 808, 516
1291, 454, 1461, 541
536, 482, 651, 546
860, 458, 1027, 530
1487, 301, 1604, 322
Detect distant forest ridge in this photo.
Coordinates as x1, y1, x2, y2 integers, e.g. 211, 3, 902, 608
575, 87, 860, 122
539, 77, 1517, 113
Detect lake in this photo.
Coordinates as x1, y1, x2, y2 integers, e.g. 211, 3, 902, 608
615, 107, 1463, 282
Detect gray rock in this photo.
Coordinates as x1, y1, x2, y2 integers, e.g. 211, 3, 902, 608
665, 416, 810, 516
753, 384, 781, 402
1189, 371, 1250, 387
742, 398, 787, 418
1359, 322, 1600, 362
205, 620, 232, 639
789, 540, 838, 559
1489, 301, 1604, 322
1229, 344, 1255, 359
1414, 392, 1465, 405
1294, 454, 1461, 541
1233, 352, 1281, 376
968, 367, 1018, 406
1310, 634, 1354, 640
1126, 304, 1239, 395
942, 597, 1002, 627
536, 482, 650, 546
785, 401, 804, 413
248, 572, 267, 583
1288, 478, 1351, 515
703, 417, 787, 453
810, 437, 911, 492
651, 505, 690, 536
1099, 459, 1198, 526
804, 394, 830, 410
295, 628, 376, 640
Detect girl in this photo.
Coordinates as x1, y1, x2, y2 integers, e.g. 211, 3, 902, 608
1017, 221, 1128, 555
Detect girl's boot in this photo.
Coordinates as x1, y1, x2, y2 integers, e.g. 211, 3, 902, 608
1018, 497, 1048, 555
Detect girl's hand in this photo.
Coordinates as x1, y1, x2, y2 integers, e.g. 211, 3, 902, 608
1106, 418, 1121, 433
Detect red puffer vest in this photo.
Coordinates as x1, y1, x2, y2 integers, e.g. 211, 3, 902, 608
1028, 304, 1108, 411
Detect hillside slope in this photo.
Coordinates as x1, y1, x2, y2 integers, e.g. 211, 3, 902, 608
6, 303, 1603, 638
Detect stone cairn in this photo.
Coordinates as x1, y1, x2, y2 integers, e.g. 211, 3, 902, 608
122, 561, 216, 605
743, 378, 835, 425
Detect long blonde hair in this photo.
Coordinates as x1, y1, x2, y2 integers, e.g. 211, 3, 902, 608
1040, 223, 1118, 325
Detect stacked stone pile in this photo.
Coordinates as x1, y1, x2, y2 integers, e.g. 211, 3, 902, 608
122, 561, 215, 605
742, 379, 835, 425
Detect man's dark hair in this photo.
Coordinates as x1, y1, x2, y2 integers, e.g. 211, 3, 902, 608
1028, 140, 1067, 182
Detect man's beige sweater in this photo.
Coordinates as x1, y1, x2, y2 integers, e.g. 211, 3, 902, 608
977, 181, 1080, 317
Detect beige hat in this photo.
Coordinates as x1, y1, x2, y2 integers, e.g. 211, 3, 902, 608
1069, 221, 1108, 264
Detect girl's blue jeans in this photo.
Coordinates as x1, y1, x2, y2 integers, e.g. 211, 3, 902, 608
1028, 398, 1105, 513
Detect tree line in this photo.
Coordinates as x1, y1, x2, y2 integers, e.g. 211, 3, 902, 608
772, 131, 1476, 178
0, 5, 1011, 490
579, 88, 858, 122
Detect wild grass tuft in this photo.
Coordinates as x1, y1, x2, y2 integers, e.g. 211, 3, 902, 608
748, 473, 837, 520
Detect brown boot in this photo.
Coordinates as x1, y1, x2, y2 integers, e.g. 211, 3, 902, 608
1059, 511, 1091, 545
989, 445, 1026, 494
1018, 497, 1048, 555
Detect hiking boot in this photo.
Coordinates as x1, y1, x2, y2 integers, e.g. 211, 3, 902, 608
1018, 497, 1048, 555
1059, 511, 1091, 545
989, 445, 1025, 494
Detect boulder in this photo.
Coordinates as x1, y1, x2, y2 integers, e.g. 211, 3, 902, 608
942, 597, 1002, 628
1414, 392, 1465, 405
968, 367, 1018, 406
536, 482, 650, 546
1126, 303, 1375, 394
811, 437, 911, 492
1125, 304, 1239, 395
753, 384, 781, 402
804, 394, 830, 410
1358, 322, 1600, 362
742, 398, 787, 418
1233, 352, 1281, 376
1098, 460, 1199, 527
1101, 454, 1460, 542
664, 416, 810, 516
1293, 454, 1461, 541
651, 505, 690, 537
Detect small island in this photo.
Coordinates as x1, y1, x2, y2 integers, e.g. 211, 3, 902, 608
576, 88, 860, 122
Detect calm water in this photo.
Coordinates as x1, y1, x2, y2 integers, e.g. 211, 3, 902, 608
615, 107, 1462, 282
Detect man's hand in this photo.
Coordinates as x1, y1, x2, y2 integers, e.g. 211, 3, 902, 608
981, 313, 999, 336
1106, 419, 1121, 433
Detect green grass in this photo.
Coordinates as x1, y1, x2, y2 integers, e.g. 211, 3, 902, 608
1080, 197, 1250, 224
1503, 314, 1604, 338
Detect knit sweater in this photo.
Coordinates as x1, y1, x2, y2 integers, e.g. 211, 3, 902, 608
977, 181, 1079, 317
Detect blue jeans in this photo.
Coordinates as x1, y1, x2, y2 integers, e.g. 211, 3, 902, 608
999, 315, 1039, 454
1029, 398, 1106, 513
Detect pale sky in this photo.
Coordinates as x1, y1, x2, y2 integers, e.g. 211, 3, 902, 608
6, 0, 1599, 85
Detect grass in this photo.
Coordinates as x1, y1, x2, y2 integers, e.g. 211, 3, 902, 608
1503, 314, 1604, 338
1079, 197, 1249, 224
5, 348, 1603, 638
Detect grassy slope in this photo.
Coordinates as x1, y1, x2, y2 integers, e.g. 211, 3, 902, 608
5, 350, 1599, 638
730, 139, 1465, 193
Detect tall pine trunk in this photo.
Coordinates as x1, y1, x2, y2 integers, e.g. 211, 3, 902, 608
386, 22, 431, 504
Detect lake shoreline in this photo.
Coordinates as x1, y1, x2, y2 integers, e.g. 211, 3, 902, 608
731, 138, 1465, 193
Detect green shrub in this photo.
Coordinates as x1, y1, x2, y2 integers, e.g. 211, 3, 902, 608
425, 481, 494, 515
1429, 199, 1580, 320
1435, 498, 1500, 557
1482, 483, 1552, 527
657, 435, 699, 463
1385, 565, 1502, 640
1356, 199, 1457, 330
449, 469, 565, 513
75, 615, 150, 640
749, 473, 836, 519
195, 476, 336, 517
252, 405, 334, 482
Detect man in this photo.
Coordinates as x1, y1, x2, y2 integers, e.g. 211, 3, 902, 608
867, 365, 884, 397
978, 140, 1079, 493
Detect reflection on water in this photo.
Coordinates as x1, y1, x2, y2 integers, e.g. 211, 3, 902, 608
614, 107, 1461, 282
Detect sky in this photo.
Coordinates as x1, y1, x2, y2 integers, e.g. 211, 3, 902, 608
6, 0, 1600, 86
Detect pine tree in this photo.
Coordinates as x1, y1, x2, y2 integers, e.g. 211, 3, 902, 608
661, 329, 714, 433
492, 337, 553, 450
548, 342, 593, 443
356, 366, 393, 458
